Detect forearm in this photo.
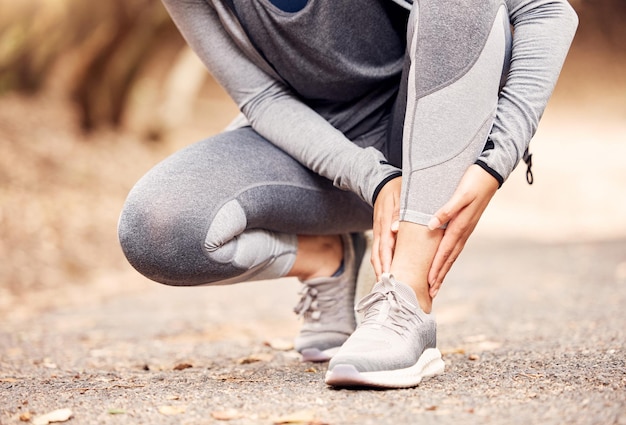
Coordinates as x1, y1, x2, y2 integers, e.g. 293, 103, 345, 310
242, 88, 400, 205
161, 0, 400, 205
478, 0, 579, 184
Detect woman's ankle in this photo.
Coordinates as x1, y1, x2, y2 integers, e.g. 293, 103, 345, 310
389, 222, 442, 313
289, 234, 343, 281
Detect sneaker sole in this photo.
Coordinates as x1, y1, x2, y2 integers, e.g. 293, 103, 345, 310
301, 346, 341, 363
324, 348, 445, 389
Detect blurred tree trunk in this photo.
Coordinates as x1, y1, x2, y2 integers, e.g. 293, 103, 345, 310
69, 0, 181, 131
1, 0, 624, 132
0, 0, 184, 132
0, 3, 72, 93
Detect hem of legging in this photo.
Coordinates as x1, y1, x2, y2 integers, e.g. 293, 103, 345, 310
474, 160, 504, 187
399, 210, 432, 227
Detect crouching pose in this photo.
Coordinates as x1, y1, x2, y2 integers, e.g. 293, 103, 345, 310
118, 0, 577, 388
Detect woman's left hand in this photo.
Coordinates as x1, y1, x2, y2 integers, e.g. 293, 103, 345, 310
426, 164, 499, 297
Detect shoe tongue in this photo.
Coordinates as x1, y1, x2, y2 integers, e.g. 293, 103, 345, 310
372, 273, 419, 309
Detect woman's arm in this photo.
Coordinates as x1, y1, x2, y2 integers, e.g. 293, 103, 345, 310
161, 0, 400, 205
373, 0, 578, 300
476, 0, 579, 185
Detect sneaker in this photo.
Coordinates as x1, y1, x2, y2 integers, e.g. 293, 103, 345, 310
294, 233, 366, 362
325, 273, 445, 388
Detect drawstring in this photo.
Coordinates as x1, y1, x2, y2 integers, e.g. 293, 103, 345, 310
523, 147, 534, 185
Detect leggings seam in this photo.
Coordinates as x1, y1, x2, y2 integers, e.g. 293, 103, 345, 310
203, 180, 332, 247
414, 1, 507, 100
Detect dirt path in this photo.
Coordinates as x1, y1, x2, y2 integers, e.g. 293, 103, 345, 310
1, 236, 625, 425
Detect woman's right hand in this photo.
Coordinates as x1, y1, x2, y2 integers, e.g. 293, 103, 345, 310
371, 176, 402, 279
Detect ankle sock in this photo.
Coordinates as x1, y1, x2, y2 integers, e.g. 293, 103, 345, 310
332, 260, 345, 277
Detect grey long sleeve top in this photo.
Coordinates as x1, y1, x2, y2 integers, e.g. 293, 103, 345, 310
161, 0, 578, 206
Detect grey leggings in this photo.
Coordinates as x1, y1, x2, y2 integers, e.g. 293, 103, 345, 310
118, 1, 511, 286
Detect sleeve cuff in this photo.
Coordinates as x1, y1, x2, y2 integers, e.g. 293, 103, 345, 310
372, 171, 403, 205
475, 160, 504, 188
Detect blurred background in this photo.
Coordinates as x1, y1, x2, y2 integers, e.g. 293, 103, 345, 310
0, 0, 624, 317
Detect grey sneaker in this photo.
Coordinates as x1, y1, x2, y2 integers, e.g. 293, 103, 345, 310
294, 233, 366, 362
325, 273, 445, 388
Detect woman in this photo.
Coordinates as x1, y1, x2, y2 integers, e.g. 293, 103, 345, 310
118, 0, 577, 388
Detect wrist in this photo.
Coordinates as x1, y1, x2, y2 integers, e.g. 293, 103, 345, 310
372, 172, 402, 205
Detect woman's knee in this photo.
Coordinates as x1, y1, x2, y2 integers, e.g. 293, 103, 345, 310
117, 189, 217, 286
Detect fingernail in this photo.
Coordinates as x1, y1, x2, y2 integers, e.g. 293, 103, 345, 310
427, 217, 440, 230
390, 220, 399, 232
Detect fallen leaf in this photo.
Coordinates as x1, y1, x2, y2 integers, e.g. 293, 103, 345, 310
441, 347, 465, 355
108, 408, 126, 415
173, 363, 193, 371
264, 339, 294, 351
19, 412, 31, 422
0, 378, 18, 383
425, 405, 438, 411
468, 354, 480, 361
211, 408, 242, 420
237, 353, 273, 364
32, 408, 73, 425
304, 367, 317, 373
273, 409, 316, 424
158, 405, 186, 415
166, 395, 180, 400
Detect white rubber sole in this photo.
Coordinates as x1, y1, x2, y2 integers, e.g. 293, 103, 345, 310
300, 346, 341, 363
324, 348, 445, 389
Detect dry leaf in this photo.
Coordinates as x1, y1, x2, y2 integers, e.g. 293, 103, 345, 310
108, 408, 126, 415
166, 395, 180, 400
32, 408, 73, 425
19, 412, 32, 422
237, 353, 273, 364
0, 377, 19, 383
441, 347, 465, 355
158, 405, 186, 415
273, 409, 316, 424
173, 363, 193, 371
264, 338, 294, 351
304, 367, 317, 373
211, 408, 242, 420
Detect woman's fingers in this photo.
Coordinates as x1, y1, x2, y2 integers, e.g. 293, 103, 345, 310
371, 177, 402, 279
427, 165, 500, 296
428, 222, 468, 297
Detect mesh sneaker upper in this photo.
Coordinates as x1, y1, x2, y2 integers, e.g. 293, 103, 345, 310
328, 273, 437, 373
293, 233, 366, 353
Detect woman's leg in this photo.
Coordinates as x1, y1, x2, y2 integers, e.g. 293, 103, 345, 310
392, 0, 511, 312
326, 0, 511, 388
118, 126, 374, 361
118, 126, 372, 287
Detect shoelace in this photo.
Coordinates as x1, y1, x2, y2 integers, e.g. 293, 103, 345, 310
294, 283, 342, 322
356, 289, 417, 336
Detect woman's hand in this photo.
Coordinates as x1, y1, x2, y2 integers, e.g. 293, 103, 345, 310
426, 164, 499, 297
371, 176, 402, 278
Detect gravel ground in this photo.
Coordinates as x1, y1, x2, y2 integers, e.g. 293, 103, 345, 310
1, 237, 624, 425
